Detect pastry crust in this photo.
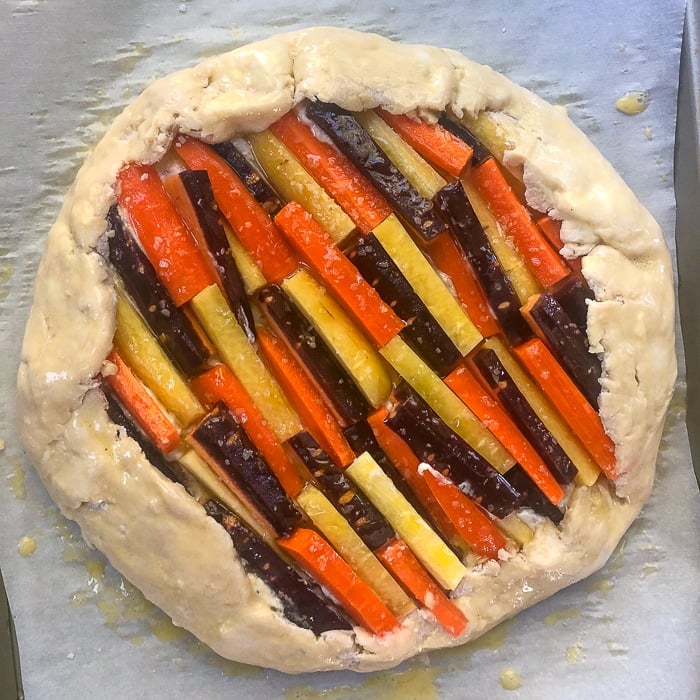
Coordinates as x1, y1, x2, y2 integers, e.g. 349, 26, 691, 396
16, 27, 676, 673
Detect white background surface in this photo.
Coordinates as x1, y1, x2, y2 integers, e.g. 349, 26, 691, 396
1, 1, 697, 698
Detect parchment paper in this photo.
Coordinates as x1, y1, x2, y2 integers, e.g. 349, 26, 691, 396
1, 1, 697, 698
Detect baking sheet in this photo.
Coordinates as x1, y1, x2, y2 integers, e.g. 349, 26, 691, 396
1, 1, 697, 698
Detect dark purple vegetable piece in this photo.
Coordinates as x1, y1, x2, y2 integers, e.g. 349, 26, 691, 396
547, 273, 594, 338
258, 284, 371, 425
525, 293, 602, 407
106, 206, 210, 376
437, 115, 491, 167
190, 403, 301, 535
434, 181, 531, 346
175, 170, 256, 343
204, 500, 351, 634
472, 348, 578, 485
347, 234, 461, 376
212, 141, 284, 216
386, 383, 523, 518
288, 431, 394, 551
305, 101, 446, 242
504, 464, 564, 525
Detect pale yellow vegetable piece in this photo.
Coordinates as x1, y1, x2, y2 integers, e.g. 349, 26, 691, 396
372, 214, 482, 355
356, 111, 447, 199
190, 284, 302, 442
282, 269, 393, 407
484, 337, 600, 485
222, 221, 267, 294
380, 335, 515, 472
296, 483, 415, 617
346, 452, 467, 591
113, 289, 203, 426
248, 130, 355, 244
496, 512, 534, 547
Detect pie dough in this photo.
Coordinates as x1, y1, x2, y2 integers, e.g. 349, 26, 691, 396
16, 27, 676, 673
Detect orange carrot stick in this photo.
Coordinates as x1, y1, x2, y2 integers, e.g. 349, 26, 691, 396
367, 409, 463, 546
376, 538, 467, 637
106, 349, 181, 454
536, 216, 582, 272
174, 137, 298, 283
275, 202, 404, 347
469, 158, 569, 287
190, 364, 305, 497
514, 339, 617, 479
419, 466, 508, 559
377, 110, 472, 177
257, 328, 355, 468
277, 528, 400, 636
117, 163, 215, 306
427, 233, 499, 337
270, 111, 392, 234
444, 364, 564, 505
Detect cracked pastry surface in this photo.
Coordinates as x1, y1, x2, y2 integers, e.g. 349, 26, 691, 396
17, 27, 675, 673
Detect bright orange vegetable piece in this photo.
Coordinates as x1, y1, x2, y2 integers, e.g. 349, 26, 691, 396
277, 528, 400, 636
174, 137, 298, 283
420, 467, 508, 559
514, 339, 617, 479
256, 328, 355, 468
190, 364, 305, 498
536, 216, 582, 272
377, 110, 472, 177
367, 409, 463, 546
275, 202, 404, 347
106, 349, 181, 454
376, 538, 467, 637
444, 364, 564, 505
117, 163, 215, 306
270, 111, 392, 234
427, 233, 499, 337
469, 158, 569, 288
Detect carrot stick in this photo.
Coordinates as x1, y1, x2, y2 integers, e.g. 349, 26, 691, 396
444, 364, 564, 505
536, 216, 582, 272
117, 163, 215, 306
367, 409, 463, 546
469, 158, 569, 287
277, 528, 400, 636
514, 339, 617, 479
174, 137, 298, 283
427, 233, 499, 337
376, 538, 467, 637
105, 349, 181, 454
377, 110, 472, 177
256, 328, 355, 468
419, 466, 508, 559
275, 202, 404, 347
190, 364, 305, 498
270, 111, 392, 234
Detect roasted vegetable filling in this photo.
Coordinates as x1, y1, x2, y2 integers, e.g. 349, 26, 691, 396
102, 102, 616, 638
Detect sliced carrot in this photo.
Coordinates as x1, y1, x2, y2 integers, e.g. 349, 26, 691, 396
367, 409, 463, 546
444, 364, 564, 505
256, 328, 355, 468
106, 349, 181, 454
419, 466, 508, 559
277, 528, 400, 636
270, 111, 392, 234
376, 538, 467, 637
536, 216, 582, 272
377, 110, 472, 177
117, 163, 215, 305
190, 364, 305, 498
427, 233, 499, 337
514, 339, 617, 479
275, 202, 404, 347
174, 137, 298, 283
469, 158, 569, 288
